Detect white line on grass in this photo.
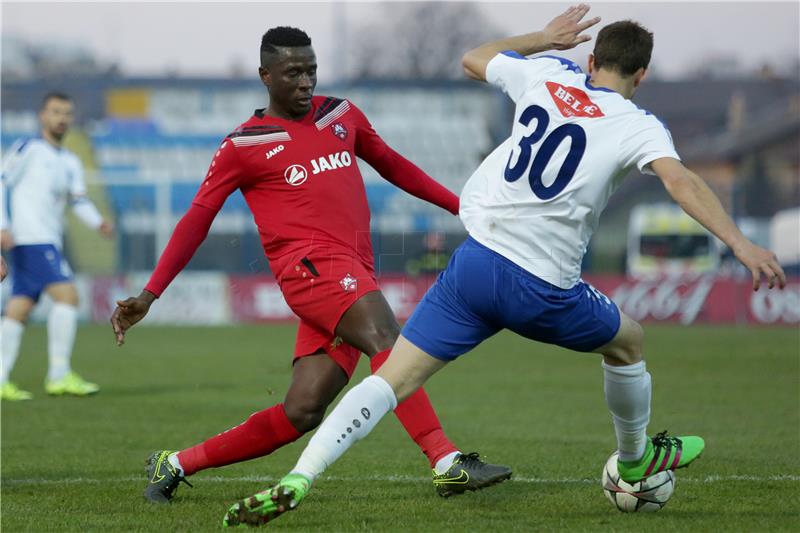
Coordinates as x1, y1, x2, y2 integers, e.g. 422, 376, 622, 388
3, 474, 799, 486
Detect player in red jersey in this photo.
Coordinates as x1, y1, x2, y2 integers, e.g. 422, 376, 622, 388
111, 26, 511, 504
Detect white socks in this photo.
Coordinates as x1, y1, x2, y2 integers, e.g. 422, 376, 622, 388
291, 375, 398, 482
434, 451, 460, 475
0, 303, 78, 384
602, 360, 651, 462
168, 453, 185, 476
47, 303, 78, 382
1, 318, 25, 384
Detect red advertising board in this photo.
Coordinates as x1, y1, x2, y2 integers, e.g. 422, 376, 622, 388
229, 274, 798, 325
585, 275, 799, 325
88, 274, 798, 325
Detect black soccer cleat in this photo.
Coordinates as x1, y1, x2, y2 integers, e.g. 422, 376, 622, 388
432, 452, 512, 498
143, 450, 192, 503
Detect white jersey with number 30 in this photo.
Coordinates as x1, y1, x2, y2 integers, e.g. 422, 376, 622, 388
460, 52, 680, 289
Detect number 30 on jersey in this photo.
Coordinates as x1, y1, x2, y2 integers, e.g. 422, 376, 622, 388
504, 104, 586, 200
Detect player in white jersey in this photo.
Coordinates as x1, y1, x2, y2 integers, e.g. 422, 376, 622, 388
0, 92, 114, 400
221, 6, 787, 526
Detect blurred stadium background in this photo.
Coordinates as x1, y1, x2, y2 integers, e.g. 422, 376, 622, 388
1, 2, 798, 328
1, 3, 799, 531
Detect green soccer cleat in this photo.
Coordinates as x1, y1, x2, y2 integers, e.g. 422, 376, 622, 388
143, 450, 192, 503
223, 473, 310, 528
45, 372, 100, 396
432, 452, 513, 498
617, 431, 705, 484
1, 382, 33, 401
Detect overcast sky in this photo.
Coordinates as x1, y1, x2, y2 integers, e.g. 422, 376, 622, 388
2, 1, 798, 82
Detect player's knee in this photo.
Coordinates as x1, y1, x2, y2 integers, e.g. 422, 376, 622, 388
283, 398, 328, 433
5, 302, 33, 323
602, 317, 643, 365
616, 321, 644, 365
5, 310, 25, 323
629, 319, 644, 357
361, 320, 401, 355
53, 290, 79, 306
46, 282, 79, 306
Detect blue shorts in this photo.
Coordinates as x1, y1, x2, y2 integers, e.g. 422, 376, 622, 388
10, 244, 73, 301
403, 237, 621, 360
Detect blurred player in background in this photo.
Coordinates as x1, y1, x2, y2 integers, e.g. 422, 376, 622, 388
111, 26, 510, 505
0, 92, 114, 401
224, 6, 787, 526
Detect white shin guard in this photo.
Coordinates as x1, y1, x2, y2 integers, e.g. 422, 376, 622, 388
292, 375, 398, 482
602, 360, 651, 462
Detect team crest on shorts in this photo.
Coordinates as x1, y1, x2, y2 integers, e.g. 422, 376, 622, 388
331, 122, 348, 141
339, 273, 357, 292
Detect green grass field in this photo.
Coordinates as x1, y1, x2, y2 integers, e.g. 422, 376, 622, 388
2, 323, 798, 532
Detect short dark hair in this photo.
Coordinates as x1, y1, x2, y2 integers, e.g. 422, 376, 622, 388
593, 21, 654, 76
260, 26, 311, 65
41, 91, 71, 110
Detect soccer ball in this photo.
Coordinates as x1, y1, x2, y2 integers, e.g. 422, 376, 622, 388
601, 451, 675, 512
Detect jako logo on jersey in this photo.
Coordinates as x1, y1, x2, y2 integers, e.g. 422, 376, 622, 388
331, 122, 348, 140
545, 82, 605, 119
266, 144, 285, 159
284, 164, 308, 186
310, 151, 352, 175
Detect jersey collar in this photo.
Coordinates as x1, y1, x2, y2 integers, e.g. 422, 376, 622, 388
254, 104, 316, 125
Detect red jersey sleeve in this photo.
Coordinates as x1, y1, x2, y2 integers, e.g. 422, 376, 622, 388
143, 204, 216, 297
192, 139, 246, 211
349, 102, 459, 215
143, 138, 244, 297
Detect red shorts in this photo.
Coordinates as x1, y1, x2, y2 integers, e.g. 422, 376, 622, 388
276, 251, 380, 379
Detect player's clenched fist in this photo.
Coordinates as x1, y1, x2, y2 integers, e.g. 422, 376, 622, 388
0, 256, 8, 282
111, 290, 156, 346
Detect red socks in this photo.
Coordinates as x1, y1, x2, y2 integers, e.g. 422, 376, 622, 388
175, 351, 457, 475
370, 349, 457, 468
177, 403, 302, 476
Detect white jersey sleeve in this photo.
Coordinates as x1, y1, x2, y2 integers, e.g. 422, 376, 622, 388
71, 200, 103, 230
67, 153, 88, 197
2, 139, 33, 188
619, 114, 680, 175
1, 139, 34, 231
67, 154, 103, 229
486, 52, 565, 102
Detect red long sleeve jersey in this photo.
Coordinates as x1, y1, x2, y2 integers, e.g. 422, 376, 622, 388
192, 96, 458, 279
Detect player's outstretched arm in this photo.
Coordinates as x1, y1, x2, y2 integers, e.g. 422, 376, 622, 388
110, 204, 218, 345
367, 146, 459, 215
651, 157, 786, 291
351, 103, 460, 214
462, 3, 600, 81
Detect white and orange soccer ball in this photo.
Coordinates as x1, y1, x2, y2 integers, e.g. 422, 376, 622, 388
601, 452, 676, 512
